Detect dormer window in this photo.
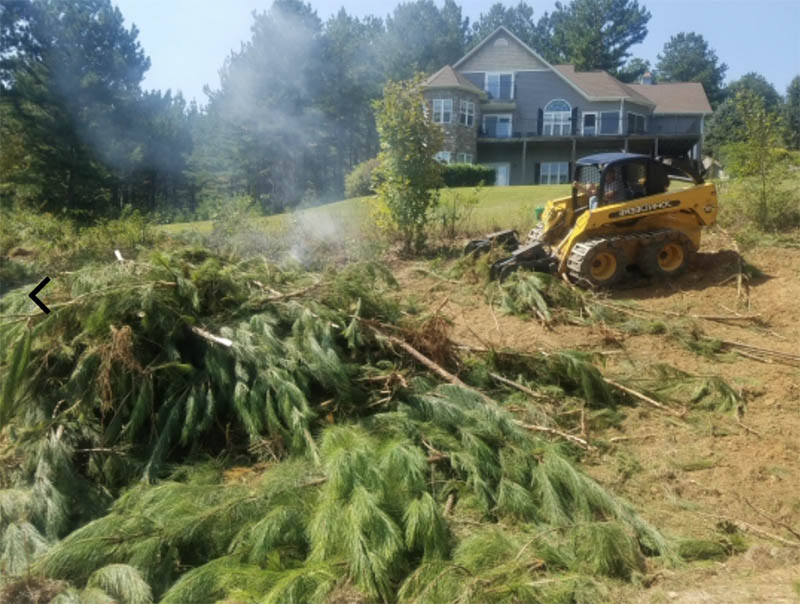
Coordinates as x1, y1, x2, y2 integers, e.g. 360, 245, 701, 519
485, 73, 513, 100
432, 99, 452, 124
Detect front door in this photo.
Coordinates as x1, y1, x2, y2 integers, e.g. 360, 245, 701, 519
485, 162, 510, 186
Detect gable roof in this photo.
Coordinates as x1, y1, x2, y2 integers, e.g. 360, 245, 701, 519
628, 82, 712, 114
454, 26, 591, 97
425, 66, 486, 98
452, 26, 654, 106
454, 26, 547, 71
554, 65, 655, 107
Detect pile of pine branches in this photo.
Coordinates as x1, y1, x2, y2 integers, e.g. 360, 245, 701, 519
0, 246, 703, 603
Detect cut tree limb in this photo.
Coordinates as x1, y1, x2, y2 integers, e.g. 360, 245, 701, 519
516, 422, 593, 449
489, 372, 547, 400
662, 310, 762, 324
603, 378, 687, 417
191, 326, 233, 347
376, 328, 592, 449
742, 498, 800, 541
720, 339, 800, 362
709, 516, 800, 549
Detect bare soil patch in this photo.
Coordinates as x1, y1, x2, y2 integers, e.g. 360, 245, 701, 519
392, 239, 800, 603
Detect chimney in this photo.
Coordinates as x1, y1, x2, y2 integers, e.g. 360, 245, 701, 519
639, 71, 653, 85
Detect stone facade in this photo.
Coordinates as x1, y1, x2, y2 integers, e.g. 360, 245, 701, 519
423, 88, 480, 163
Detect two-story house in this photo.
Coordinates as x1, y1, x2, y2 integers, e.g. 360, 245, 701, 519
423, 26, 712, 186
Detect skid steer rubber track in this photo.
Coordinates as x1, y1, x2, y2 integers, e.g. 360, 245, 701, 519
635, 229, 695, 279
567, 230, 696, 288
567, 237, 628, 288
525, 223, 545, 245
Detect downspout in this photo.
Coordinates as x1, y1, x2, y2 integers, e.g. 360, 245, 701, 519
619, 98, 624, 135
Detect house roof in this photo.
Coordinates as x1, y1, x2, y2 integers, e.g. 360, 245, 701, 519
425, 66, 486, 97
446, 26, 709, 112
627, 82, 712, 114
451, 26, 655, 105
553, 65, 655, 107
453, 27, 597, 100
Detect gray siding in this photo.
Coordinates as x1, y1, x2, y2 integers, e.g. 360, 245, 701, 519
475, 71, 635, 136
458, 32, 547, 71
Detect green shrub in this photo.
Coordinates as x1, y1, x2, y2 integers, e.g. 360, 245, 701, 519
373, 76, 443, 253
717, 91, 800, 232
344, 158, 380, 198
442, 163, 495, 187
434, 187, 480, 239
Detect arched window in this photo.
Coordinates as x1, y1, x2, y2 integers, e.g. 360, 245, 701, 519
543, 99, 571, 135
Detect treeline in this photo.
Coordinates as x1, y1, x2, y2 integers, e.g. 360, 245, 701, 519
0, 0, 797, 220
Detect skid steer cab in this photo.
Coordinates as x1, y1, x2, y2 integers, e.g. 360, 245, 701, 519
465, 153, 718, 288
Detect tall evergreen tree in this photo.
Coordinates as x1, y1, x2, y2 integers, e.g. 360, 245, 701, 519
656, 32, 727, 106
317, 10, 385, 194
205, 0, 324, 211
382, 0, 468, 80
724, 72, 782, 111
0, 0, 150, 214
545, 0, 650, 72
785, 75, 800, 150
469, 2, 536, 48
616, 57, 651, 83
706, 73, 783, 154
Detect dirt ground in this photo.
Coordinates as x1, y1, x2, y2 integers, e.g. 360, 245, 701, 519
393, 233, 800, 603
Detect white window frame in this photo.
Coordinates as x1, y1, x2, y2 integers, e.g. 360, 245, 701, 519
484, 162, 511, 186
432, 98, 452, 124
435, 151, 452, 164
582, 111, 598, 136
482, 114, 513, 139
459, 100, 475, 127
457, 153, 473, 164
540, 162, 569, 185
627, 111, 646, 134
484, 72, 515, 101
543, 99, 571, 136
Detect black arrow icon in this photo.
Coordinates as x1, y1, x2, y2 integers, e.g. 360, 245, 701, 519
29, 277, 51, 314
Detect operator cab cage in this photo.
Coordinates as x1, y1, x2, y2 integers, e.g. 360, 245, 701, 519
572, 152, 704, 211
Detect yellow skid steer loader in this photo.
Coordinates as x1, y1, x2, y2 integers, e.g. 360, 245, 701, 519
466, 153, 718, 287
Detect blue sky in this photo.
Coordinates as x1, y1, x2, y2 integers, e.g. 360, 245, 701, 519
114, 0, 800, 105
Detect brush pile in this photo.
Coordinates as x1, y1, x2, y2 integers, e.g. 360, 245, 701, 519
2, 245, 689, 603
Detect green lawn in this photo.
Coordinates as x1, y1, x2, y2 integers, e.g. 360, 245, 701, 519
160, 184, 571, 236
